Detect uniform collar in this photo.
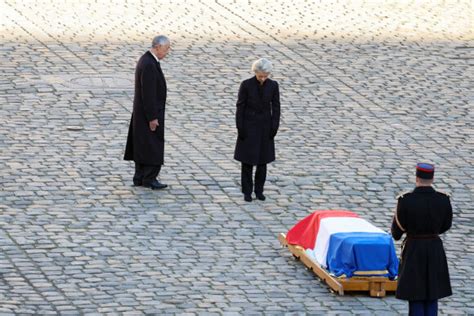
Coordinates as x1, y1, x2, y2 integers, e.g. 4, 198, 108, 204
413, 186, 435, 193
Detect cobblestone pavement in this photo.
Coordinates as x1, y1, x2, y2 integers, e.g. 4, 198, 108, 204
0, 0, 473, 314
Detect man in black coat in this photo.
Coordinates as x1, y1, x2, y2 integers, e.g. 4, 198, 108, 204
124, 35, 170, 190
391, 163, 453, 316
234, 58, 280, 202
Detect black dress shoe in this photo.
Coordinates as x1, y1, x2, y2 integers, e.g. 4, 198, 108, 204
255, 193, 266, 201
144, 180, 167, 190
244, 194, 252, 202
133, 180, 142, 186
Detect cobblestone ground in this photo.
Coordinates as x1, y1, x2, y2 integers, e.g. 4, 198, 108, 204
0, 0, 473, 314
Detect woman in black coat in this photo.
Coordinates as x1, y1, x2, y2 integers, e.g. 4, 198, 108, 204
391, 163, 453, 316
234, 58, 280, 202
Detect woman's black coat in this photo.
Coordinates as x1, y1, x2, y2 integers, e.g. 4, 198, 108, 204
391, 186, 453, 301
124, 51, 167, 165
234, 76, 280, 165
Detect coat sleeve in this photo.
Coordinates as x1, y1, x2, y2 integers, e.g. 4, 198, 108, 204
271, 82, 281, 135
391, 200, 405, 241
440, 196, 453, 234
141, 65, 160, 122
236, 81, 247, 131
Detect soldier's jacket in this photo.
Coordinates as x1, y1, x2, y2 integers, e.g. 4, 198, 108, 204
391, 186, 453, 301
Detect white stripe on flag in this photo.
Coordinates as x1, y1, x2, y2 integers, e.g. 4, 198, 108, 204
313, 217, 385, 267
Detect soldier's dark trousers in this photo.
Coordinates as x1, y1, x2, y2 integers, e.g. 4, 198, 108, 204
409, 300, 437, 316
134, 162, 161, 185
241, 163, 266, 195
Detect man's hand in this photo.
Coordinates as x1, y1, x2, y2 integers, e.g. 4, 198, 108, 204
149, 119, 159, 131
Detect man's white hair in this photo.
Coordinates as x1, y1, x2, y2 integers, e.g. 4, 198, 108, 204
252, 58, 273, 73
152, 35, 170, 48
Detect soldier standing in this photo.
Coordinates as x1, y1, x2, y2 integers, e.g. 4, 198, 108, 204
391, 163, 453, 316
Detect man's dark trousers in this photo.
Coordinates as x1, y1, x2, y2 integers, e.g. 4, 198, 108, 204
241, 163, 266, 194
134, 163, 161, 185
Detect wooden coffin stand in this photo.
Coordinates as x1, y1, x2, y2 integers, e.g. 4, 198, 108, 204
278, 233, 397, 297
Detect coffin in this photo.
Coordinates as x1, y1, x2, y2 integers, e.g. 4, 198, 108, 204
286, 210, 398, 278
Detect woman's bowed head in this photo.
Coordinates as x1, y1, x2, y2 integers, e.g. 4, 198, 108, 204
252, 58, 272, 85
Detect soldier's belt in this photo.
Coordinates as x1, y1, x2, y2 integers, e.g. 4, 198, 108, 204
407, 234, 439, 239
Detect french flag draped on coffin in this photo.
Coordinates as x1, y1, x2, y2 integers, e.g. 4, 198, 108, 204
286, 210, 398, 278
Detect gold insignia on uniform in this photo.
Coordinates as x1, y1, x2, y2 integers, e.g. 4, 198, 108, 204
438, 191, 451, 197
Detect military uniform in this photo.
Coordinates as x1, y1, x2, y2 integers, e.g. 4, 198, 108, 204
392, 186, 453, 301
391, 163, 453, 315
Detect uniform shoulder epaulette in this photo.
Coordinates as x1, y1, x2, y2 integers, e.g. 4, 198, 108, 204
437, 191, 451, 197
396, 191, 411, 199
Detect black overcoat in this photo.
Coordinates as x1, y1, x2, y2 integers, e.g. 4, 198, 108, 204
391, 186, 453, 301
234, 77, 280, 165
124, 51, 167, 165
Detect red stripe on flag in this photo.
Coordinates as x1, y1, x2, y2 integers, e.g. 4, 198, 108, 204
286, 210, 359, 250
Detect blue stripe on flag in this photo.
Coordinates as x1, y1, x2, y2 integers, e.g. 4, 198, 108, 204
326, 232, 398, 278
